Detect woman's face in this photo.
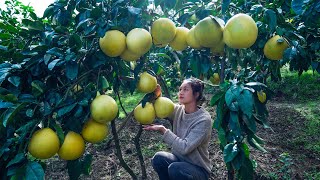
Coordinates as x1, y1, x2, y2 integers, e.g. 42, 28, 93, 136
178, 81, 198, 105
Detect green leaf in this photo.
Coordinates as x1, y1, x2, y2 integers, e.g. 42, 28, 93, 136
229, 111, 241, 137
217, 127, 227, 147
242, 115, 256, 133
264, 9, 277, 32
247, 136, 267, 152
291, 0, 305, 15
0, 94, 18, 103
57, 103, 77, 118
214, 97, 225, 129
52, 123, 64, 145
1, 103, 26, 127
0, 33, 11, 39
69, 34, 82, 50
238, 90, 254, 119
223, 143, 239, 163
31, 80, 45, 97
210, 91, 225, 106
67, 154, 93, 180
222, 0, 231, 14
6, 153, 25, 168
8, 76, 20, 87
48, 59, 61, 71
25, 161, 44, 180
0, 102, 14, 109
239, 157, 254, 180
190, 55, 200, 77
0, 22, 19, 33
46, 47, 64, 57
66, 61, 78, 80
225, 85, 241, 111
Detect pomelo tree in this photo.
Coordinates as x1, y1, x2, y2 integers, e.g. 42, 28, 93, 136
0, 0, 319, 179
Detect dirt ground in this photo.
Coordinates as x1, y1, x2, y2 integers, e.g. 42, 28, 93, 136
45, 96, 320, 180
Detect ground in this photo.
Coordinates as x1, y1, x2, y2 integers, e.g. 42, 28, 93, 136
45, 91, 320, 180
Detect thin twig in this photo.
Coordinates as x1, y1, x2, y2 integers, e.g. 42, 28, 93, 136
115, 89, 127, 116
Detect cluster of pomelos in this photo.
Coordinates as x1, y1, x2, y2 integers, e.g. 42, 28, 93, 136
28, 94, 117, 160
134, 71, 175, 124
99, 13, 289, 62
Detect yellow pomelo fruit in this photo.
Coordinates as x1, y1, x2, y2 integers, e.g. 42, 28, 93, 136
134, 102, 156, 124
90, 95, 118, 123
137, 72, 157, 93
169, 27, 189, 51
151, 18, 176, 45
210, 40, 225, 56
194, 16, 224, 47
263, 35, 289, 60
126, 28, 152, 55
120, 48, 140, 62
154, 97, 175, 119
223, 13, 258, 49
210, 73, 220, 85
28, 128, 60, 159
99, 30, 126, 57
82, 119, 109, 143
257, 91, 267, 103
186, 27, 202, 49
58, 131, 85, 160
153, 38, 168, 47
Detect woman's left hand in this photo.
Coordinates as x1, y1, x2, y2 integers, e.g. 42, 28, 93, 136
142, 124, 167, 134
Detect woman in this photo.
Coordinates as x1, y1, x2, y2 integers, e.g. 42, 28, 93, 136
143, 78, 212, 180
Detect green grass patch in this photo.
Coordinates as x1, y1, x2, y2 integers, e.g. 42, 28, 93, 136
267, 66, 320, 102
294, 101, 320, 154
116, 91, 144, 118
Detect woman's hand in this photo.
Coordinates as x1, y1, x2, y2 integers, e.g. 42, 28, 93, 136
142, 124, 167, 134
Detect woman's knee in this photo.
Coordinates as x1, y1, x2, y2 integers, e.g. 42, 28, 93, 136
168, 162, 193, 179
152, 151, 171, 168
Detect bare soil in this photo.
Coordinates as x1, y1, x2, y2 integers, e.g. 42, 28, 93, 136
45, 96, 320, 180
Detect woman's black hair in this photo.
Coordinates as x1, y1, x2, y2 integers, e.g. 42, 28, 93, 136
184, 77, 205, 103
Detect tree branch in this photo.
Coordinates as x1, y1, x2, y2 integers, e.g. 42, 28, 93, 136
110, 120, 137, 180
134, 125, 147, 179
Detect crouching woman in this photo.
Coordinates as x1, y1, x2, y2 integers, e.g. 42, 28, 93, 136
143, 78, 212, 180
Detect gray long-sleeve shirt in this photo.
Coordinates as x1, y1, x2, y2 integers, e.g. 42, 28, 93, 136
163, 104, 212, 173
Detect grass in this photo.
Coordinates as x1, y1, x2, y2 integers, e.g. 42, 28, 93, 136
267, 65, 320, 102
267, 67, 320, 154
115, 91, 144, 118
266, 66, 320, 178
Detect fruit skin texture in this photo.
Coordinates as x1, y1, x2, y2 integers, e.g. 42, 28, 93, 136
194, 16, 224, 47
186, 27, 202, 49
120, 48, 140, 62
257, 91, 267, 103
82, 119, 109, 143
154, 97, 175, 118
134, 102, 156, 124
58, 131, 85, 160
223, 13, 258, 49
28, 128, 60, 159
99, 30, 126, 57
210, 73, 220, 85
169, 27, 190, 51
126, 28, 152, 55
137, 72, 157, 93
90, 95, 118, 123
263, 35, 289, 60
151, 18, 176, 45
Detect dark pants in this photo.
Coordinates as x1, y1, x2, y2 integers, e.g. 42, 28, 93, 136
151, 151, 209, 180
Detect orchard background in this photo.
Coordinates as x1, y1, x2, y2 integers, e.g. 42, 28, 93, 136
0, 0, 319, 179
